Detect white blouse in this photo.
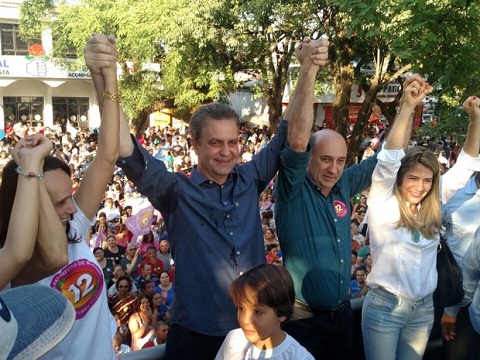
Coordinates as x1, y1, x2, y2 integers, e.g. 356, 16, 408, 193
366, 148, 439, 299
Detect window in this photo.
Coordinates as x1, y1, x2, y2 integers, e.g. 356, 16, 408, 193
53, 97, 90, 131
3, 97, 44, 125
0, 24, 31, 56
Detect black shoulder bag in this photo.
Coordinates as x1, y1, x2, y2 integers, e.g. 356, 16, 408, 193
433, 234, 464, 308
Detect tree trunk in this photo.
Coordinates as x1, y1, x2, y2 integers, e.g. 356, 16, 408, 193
347, 85, 382, 165
332, 63, 354, 138
133, 107, 154, 138
266, 87, 283, 135
264, 39, 295, 136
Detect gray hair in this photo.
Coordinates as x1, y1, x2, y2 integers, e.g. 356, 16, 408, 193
189, 103, 240, 142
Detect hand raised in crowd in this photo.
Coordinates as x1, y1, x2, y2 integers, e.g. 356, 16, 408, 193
84, 34, 117, 74
11, 134, 52, 165
100, 37, 117, 78
402, 74, 433, 108
295, 36, 329, 69
398, 74, 430, 108
462, 95, 480, 122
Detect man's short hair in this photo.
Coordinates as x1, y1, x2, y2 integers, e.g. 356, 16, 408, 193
189, 103, 240, 142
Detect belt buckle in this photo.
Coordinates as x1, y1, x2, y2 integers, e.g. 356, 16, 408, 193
328, 301, 346, 317
295, 299, 346, 318
294, 299, 311, 313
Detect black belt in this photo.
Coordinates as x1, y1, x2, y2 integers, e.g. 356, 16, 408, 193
294, 298, 349, 318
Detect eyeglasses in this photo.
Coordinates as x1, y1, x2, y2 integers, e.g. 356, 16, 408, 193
128, 248, 137, 251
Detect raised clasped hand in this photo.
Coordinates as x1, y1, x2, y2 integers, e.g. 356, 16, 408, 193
295, 36, 329, 69
84, 34, 117, 75
403, 74, 433, 107
12, 134, 52, 166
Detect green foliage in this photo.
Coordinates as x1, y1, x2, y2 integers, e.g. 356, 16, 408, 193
18, 0, 480, 142
19, 0, 55, 41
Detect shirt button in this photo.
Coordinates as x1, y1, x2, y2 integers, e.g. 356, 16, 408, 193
209, 181, 213, 184
337, 239, 340, 243
226, 215, 230, 219
334, 219, 337, 223
229, 232, 233, 236
236, 251, 240, 255
239, 272, 244, 276
235, 202, 239, 207
121, 160, 126, 164
340, 259, 344, 263
340, 280, 343, 284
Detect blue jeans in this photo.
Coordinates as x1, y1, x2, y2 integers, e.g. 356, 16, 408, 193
362, 287, 434, 360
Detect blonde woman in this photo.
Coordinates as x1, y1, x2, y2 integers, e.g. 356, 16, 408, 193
362, 75, 440, 360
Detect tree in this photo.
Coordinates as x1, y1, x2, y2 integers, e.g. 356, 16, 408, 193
159, 0, 324, 134
19, 0, 480, 156
20, 0, 324, 135
311, 0, 480, 163
20, 0, 169, 134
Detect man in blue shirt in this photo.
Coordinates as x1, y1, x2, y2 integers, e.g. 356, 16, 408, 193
85, 34, 329, 359
274, 49, 378, 360
461, 226, 480, 357
349, 265, 368, 299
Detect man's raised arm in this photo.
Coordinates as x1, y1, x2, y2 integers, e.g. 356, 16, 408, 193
285, 36, 329, 152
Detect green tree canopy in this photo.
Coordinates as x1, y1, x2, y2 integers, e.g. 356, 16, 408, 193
19, 0, 480, 157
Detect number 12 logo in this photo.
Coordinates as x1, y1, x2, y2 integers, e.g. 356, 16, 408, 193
51, 259, 104, 319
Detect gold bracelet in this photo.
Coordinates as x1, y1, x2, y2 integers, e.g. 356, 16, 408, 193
102, 90, 121, 104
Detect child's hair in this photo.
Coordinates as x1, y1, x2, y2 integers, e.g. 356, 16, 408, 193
229, 264, 295, 322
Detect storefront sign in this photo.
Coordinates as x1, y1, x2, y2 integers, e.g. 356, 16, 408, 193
0, 44, 91, 79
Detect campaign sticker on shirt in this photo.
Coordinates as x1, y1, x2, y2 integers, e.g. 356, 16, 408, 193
50, 258, 104, 319
333, 200, 348, 218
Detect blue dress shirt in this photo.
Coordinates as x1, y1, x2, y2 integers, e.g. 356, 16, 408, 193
116, 121, 287, 336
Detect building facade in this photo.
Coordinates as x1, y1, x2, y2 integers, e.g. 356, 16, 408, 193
0, 0, 100, 139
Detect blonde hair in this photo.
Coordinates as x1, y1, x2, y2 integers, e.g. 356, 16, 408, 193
393, 147, 441, 239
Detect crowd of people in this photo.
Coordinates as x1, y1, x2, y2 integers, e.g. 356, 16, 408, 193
1, 33, 480, 360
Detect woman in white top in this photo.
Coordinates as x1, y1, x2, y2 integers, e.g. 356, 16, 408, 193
362, 75, 440, 360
